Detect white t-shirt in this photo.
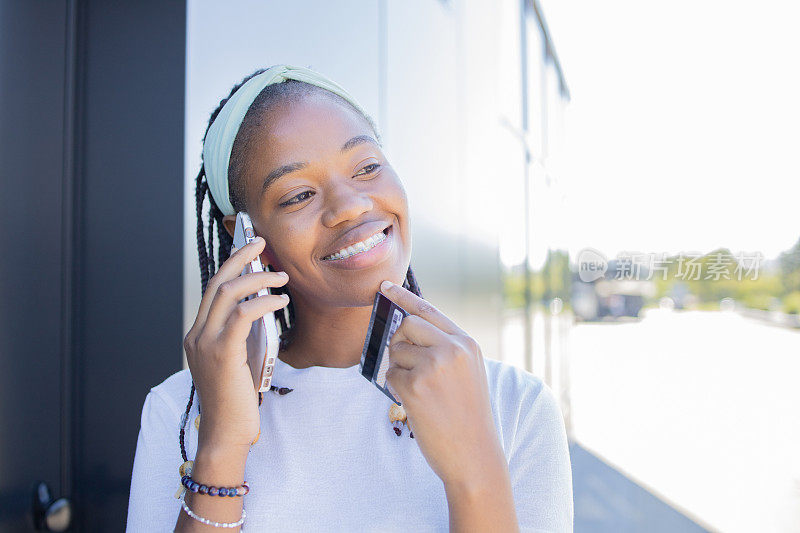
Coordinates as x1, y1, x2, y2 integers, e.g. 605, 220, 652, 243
126, 355, 573, 532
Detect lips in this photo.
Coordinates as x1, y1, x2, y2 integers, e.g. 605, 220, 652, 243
320, 220, 391, 260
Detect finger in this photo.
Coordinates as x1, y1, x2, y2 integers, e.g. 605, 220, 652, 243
194, 236, 267, 327
390, 314, 449, 348
387, 340, 429, 370
385, 363, 412, 403
219, 293, 291, 346
380, 280, 465, 336
205, 270, 289, 334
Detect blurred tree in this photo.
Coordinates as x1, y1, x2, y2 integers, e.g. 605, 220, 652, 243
541, 249, 571, 304
778, 237, 800, 294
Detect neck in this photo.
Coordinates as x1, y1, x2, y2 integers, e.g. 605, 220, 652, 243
278, 291, 374, 369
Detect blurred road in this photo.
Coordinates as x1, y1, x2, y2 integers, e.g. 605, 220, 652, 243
569, 309, 800, 532
569, 440, 710, 532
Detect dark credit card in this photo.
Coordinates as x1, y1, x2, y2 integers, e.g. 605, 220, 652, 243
360, 291, 408, 404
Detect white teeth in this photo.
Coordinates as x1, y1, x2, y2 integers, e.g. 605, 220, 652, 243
323, 230, 387, 260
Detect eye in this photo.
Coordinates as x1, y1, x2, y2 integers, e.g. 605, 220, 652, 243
279, 190, 315, 207
354, 163, 381, 178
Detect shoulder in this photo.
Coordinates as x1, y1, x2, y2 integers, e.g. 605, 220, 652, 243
140, 368, 194, 423
482, 356, 548, 411
481, 356, 565, 451
150, 367, 193, 397
482, 358, 573, 530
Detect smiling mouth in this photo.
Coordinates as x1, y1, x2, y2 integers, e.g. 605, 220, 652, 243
321, 227, 390, 261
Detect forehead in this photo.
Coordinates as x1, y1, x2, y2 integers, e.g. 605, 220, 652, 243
252, 94, 374, 164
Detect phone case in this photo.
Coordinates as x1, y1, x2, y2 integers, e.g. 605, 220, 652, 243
231, 212, 281, 393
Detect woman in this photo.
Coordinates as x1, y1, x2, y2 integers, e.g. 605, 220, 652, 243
126, 64, 573, 532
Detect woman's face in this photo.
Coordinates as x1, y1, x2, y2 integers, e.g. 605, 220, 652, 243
227, 94, 412, 308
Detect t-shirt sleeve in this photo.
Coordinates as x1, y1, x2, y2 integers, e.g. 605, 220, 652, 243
126, 389, 184, 532
507, 380, 574, 532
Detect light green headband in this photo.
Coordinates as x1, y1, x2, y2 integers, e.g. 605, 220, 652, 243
202, 64, 371, 216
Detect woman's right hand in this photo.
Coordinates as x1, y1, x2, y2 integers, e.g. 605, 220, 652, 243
183, 236, 290, 454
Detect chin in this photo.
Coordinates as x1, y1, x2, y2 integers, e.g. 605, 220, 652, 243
323, 263, 409, 308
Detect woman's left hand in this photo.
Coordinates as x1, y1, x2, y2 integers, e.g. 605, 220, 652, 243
380, 280, 507, 489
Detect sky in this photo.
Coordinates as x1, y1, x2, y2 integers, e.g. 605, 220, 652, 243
538, 0, 800, 261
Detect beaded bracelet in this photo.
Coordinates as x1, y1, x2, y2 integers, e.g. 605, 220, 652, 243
182, 475, 250, 497
179, 491, 246, 528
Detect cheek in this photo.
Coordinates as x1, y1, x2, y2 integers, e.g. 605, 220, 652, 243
261, 218, 317, 271
380, 171, 410, 219
378, 173, 412, 261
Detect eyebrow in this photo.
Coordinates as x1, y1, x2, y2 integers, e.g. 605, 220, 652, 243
261, 135, 380, 195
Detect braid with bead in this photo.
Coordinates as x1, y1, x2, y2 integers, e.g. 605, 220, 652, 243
181, 66, 423, 458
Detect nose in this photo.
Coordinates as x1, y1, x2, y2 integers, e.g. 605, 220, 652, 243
320, 180, 374, 228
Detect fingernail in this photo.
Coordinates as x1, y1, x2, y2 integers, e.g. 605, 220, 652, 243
281, 294, 290, 300
381, 280, 393, 292
277, 271, 288, 277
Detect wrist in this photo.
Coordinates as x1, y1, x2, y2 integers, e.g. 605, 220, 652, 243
193, 442, 249, 487
444, 460, 519, 533
197, 424, 257, 456
177, 445, 249, 531
196, 439, 250, 461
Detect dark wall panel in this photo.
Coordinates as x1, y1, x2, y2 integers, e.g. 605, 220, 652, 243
0, 1, 68, 528
74, 0, 186, 530
5, 0, 185, 528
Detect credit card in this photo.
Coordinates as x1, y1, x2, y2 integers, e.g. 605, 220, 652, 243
360, 291, 408, 404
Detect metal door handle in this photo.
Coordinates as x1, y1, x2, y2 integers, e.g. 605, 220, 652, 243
32, 481, 72, 531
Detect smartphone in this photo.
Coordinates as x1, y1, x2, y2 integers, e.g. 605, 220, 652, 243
231, 212, 281, 393
359, 291, 408, 404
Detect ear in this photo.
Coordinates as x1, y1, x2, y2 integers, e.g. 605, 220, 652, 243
260, 247, 280, 271
222, 215, 236, 239
222, 214, 281, 270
